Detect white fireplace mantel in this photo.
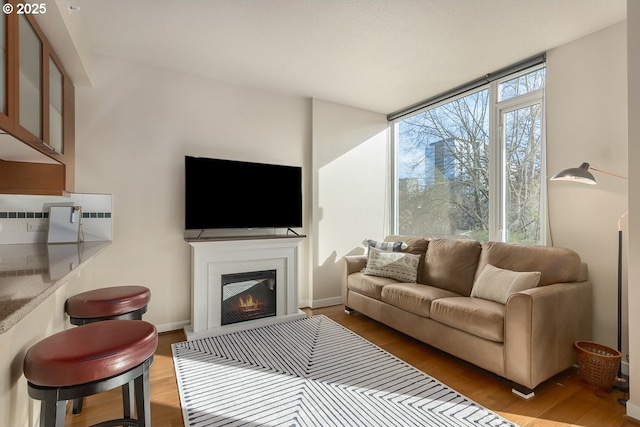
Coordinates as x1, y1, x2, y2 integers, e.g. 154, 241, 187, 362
184, 235, 306, 340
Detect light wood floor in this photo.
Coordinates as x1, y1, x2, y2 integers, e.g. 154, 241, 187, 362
66, 305, 637, 427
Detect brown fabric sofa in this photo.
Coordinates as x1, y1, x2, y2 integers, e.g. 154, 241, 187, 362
341, 236, 592, 396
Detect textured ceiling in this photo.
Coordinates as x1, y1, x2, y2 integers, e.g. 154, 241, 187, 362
78, 0, 626, 114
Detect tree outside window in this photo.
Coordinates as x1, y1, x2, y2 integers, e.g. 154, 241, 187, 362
394, 67, 545, 244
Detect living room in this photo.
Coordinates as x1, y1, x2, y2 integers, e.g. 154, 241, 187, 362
1, 1, 639, 426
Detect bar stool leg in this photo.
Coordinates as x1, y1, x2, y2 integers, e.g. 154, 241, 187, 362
40, 398, 66, 427
134, 359, 152, 427
72, 397, 83, 414
122, 382, 134, 418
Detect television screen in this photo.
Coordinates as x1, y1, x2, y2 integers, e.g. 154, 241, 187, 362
185, 156, 303, 230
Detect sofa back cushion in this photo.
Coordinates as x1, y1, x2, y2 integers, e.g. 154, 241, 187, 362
384, 235, 429, 283
476, 242, 583, 286
421, 238, 482, 296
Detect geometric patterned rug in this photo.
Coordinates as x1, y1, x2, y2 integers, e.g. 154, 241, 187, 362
172, 315, 518, 426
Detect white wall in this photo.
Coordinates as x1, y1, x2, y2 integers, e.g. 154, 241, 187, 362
309, 99, 389, 307
546, 22, 628, 354
626, 0, 640, 418
75, 55, 311, 329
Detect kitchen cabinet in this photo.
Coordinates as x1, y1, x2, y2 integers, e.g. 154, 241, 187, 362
0, 1, 75, 195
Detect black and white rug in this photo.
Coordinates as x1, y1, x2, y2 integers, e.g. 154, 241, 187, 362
172, 315, 517, 427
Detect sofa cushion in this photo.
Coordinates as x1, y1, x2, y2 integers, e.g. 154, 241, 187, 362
363, 247, 420, 283
470, 264, 541, 304
381, 283, 461, 318
422, 239, 482, 296
384, 235, 429, 255
430, 297, 505, 342
347, 272, 398, 300
477, 241, 583, 286
384, 236, 429, 283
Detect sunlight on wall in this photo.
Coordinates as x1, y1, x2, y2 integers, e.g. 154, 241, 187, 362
311, 99, 388, 307
318, 129, 389, 261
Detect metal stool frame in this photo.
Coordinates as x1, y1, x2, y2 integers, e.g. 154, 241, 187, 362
69, 305, 148, 414
27, 356, 153, 427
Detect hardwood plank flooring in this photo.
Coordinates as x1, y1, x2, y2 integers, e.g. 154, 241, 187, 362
65, 305, 637, 427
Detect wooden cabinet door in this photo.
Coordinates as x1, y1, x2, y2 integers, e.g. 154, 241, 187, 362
0, 2, 75, 194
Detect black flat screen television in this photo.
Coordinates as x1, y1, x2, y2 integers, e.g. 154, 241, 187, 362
185, 156, 303, 230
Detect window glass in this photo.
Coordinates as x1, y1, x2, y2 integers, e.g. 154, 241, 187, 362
397, 88, 490, 240
499, 68, 546, 101
503, 103, 543, 244
394, 64, 546, 244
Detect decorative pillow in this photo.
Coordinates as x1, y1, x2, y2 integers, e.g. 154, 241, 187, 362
362, 239, 408, 254
471, 264, 541, 304
363, 247, 420, 283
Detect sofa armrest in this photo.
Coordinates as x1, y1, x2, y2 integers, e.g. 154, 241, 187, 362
341, 255, 367, 306
504, 280, 592, 389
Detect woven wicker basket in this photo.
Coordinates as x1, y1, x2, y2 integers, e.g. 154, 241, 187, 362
574, 341, 621, 390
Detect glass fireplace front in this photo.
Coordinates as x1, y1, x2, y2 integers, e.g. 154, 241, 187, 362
221, 269, 277, 326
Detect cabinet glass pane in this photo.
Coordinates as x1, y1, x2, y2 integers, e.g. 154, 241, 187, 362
0, 8, 5, 114
49, 57, 63, 153
19, 15, 42, 138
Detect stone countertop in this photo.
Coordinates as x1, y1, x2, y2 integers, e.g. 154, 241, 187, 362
0, 241, 110, 334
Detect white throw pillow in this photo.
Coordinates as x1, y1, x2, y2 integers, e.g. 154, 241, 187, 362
471, 263, 541, 304
363, 247, 420, 283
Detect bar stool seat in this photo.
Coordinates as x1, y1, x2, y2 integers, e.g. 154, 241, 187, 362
24, 320, 157, 427
65, 285, 151, 325
65, 285, 151, 415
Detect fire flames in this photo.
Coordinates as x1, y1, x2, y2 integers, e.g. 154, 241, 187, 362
238, 294, 260, 312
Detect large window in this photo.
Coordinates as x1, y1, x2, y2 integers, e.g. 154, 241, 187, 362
393, 65, 546, 244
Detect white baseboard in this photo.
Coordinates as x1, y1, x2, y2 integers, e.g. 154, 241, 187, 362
309, 297, 342, 309
298, 300, 311, 309
627, 401, 640, 422
156, 320, 190, 334
299, 297, 342, 310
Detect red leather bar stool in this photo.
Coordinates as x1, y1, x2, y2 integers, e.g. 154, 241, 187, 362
65, 285, 151, 325
23, 319, 157, 427
65, 285, 151, 414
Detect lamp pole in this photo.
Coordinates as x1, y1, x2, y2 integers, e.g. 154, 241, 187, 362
617, 211, 628, 383
551, 163, 628, 400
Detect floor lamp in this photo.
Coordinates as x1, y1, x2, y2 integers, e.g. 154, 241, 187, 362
551, 162, 628, 396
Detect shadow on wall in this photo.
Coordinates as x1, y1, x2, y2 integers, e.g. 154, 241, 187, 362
316, 246, 365, 281
345, 247, 365, 257
313, 251, 343, 305
315, 250, 339, 278
313, 246, 368, 305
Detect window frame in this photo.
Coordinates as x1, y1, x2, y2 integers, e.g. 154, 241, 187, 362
390, 64, 547, 244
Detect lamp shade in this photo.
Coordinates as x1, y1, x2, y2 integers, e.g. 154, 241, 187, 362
550, 162, 596, 185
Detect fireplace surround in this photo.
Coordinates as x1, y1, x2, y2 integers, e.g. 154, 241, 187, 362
185, 236, 306, 340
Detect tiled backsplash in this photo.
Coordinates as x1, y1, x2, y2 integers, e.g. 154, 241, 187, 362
0, 193, 112, 244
